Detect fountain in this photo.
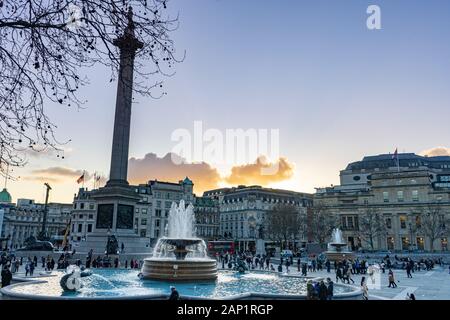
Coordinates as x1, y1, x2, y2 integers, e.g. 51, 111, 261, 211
140, 200, 218, 281
323, 228, 354, 262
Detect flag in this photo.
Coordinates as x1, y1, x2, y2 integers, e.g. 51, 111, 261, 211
77, 172, 85, 184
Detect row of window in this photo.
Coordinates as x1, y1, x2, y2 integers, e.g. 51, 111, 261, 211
73, 202, 95, 210
382, 190, 419, 202
386, 236, 448, 251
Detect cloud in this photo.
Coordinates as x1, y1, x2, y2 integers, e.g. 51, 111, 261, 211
225, 156, 295, 186
24, 167, 92, 184
420, 147, 450, 157
128, 153, 222, 194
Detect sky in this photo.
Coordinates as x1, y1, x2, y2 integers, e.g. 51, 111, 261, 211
5, 0, 450, 203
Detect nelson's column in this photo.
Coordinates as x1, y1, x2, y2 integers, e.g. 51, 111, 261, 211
78, 8, 149, 254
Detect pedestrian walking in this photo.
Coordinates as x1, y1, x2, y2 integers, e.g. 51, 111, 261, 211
388, 269, 397, 288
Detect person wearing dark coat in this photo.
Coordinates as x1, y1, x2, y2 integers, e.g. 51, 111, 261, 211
1, 265, 13, 288
326, 278, 334, 300
169, 286, 180, 300
319, 281, 328, 300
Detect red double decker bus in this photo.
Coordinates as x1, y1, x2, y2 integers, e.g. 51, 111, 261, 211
207, 241, 235, 255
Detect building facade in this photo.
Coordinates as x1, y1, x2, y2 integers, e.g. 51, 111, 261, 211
315, 153, 450, 252
0, 199, 72, 249
204, 185, 313, 253
194, 196, 220, 240
70, 177, 195, 249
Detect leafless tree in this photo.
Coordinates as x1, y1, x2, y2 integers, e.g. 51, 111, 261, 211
302, 203, 337, 245
415, 203, 449, 252
355, 206, 387, 251
0, 0, 182, 176
266, 204, 301, 250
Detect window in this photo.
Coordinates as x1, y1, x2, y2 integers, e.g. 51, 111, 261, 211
385, 218, 392, 229
141, 219, 147, 225
156, 201, 162, 208
155, 220, 160, 227
80, 203, 85, 209
397, 191, 404, 202
441, 238, 448, 251
89, 203, 95, 210
135, 208, 140, 214
88, 214, 93, 219
401, 237, 410, 250
140, 230, 147, 237
383, 192, 389, 203
387, 236, 394, 250
155, 229, 160, 238
165, 202, 171, 209
155, 209, 161, 217
400, 215, 407, 229
142, 209, 147, 214
78, 224, 82, 233
415, 216, 421, 228
416, 237, 425, 250
412, 190, 419, 202
79, 214, 84, 219
87, 224, 92, 233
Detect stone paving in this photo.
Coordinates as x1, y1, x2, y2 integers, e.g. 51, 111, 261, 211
220, 264, 450, 300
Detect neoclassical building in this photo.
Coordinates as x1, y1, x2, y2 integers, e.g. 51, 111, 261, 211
314, 153, 450, 252
204, 185, 313, 253
0, 198, 72, 249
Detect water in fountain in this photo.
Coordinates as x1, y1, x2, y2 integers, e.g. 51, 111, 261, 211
331, 228, 346, 245
142, 199, 217, 280
151, 200, 208, 260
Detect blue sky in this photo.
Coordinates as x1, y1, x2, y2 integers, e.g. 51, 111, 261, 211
7, 0, 450, 203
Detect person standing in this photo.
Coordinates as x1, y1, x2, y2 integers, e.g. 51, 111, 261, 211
301, 263, 307, 277
406, 263, 412, 278
361, 277, 369, 300
319, 280, 328, 300
169, 286, 180, 300
325, 260, 331, 273
297, 258, 301, 272
326, 278, 334, 300
388, 269, 397, 288
1, 265, 13, 288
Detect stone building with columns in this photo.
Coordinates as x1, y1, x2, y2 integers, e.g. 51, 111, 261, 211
0, 199, 72, 249
204, 185, 313, 254
314, 153, 450, 252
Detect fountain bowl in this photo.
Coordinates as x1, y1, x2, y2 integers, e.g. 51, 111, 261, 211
140, 236, 218, 281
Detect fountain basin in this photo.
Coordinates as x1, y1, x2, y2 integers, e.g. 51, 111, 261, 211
141, 258, 218, 281
0, 269, 362, 300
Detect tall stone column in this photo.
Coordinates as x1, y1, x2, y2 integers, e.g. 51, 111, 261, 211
107, 7, 143, 187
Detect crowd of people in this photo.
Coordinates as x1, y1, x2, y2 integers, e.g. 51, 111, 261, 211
306, 278, 334, 300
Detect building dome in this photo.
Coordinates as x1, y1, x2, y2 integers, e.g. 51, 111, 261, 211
0, 188, 12, 203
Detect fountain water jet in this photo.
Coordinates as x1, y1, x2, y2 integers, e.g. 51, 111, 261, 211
140, 200, 218, 281
323, 228, 354, 262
